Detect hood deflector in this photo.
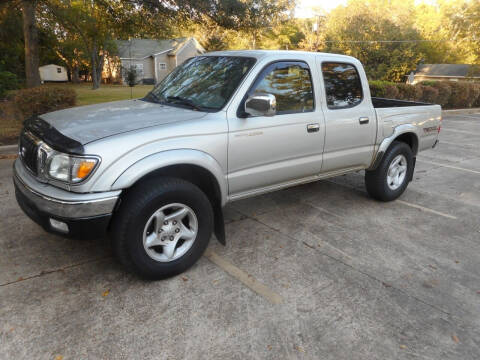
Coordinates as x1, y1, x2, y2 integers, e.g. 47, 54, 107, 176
24, 116, 84, 155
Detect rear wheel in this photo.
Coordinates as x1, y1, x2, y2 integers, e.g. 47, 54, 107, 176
365, 141, 413, 201
111, 177, 213, 279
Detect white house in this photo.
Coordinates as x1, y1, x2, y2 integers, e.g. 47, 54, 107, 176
39, 64, 68, 82
115, 37, 205, 85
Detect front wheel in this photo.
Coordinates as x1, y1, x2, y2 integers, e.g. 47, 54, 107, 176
111, 177, 213, 279
365, 141, 413, 202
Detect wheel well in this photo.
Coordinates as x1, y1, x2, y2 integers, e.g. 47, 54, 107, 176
394, 132, 418, 155
126, 164, 222, 207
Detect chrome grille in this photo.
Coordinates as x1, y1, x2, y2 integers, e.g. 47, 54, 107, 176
19, 132, 39, 175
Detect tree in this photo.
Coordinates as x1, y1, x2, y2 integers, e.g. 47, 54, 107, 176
451, 0, 480, 65
0, 3, 25, 78
238, 0, 294, 49
123, 65, 138, 87
21, 0, 41, 87
45, 0, 129, 89
320, 0, 425, 81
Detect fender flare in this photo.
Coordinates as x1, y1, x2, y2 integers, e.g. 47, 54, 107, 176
111, 149, 228, 206
369, 124, 419, 171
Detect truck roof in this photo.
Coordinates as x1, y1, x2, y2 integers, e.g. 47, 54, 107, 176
204, 49, 358, 63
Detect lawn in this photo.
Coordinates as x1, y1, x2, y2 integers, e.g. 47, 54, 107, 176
45, 83, 154, 106
0, 83, 154, 145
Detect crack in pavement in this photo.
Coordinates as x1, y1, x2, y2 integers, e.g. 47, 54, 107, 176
0, 256, 111, 287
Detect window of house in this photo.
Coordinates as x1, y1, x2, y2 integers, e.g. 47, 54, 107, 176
321, 62, 363, 109
250, 61, 314, 114
159, 63, 167, 70
57, 68, 62, 73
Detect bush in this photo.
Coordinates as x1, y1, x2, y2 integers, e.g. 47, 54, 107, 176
472, 83, 480, 107
369, 80, 396, 98
384, 84, 399, 99
413, 85, 424, 101
14, 86, 76, 118
0, 71, 19, 99
368, 80, 480, 109
396, 83, 416, 101
428, 82, 452, 107
447, 82, 472, 109
420, 86, 439, 104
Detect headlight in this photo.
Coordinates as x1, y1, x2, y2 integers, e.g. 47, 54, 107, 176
38, 144, 100, 184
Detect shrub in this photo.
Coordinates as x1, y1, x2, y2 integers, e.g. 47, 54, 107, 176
384, 84, 399, 99
428, 82, 451, 107
472, 83, 480, 107
419, 80, 437, 87
447, 82, 472, 109
420, 86, 439, 104
369, 80, 396, 98
123, 66, 138, 87
413, 85, 424, 101
368, 80, 480, 108
396, 83, 416, 101
0, 71, 19, 99
13, 86, 76, 119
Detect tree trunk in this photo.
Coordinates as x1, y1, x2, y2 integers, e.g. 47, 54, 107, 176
91, 44, 100, 90
72, 66, 80, 83
22, 0, 41, 87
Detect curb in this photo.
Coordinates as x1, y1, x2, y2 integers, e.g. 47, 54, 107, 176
442, 108, 480, 115
0, 144, 17, 156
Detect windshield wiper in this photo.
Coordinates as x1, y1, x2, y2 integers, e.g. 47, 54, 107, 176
165, 96, 202, 111
145, 91, 162, 103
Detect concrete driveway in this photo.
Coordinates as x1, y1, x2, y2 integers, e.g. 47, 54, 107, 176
1, 113, 480, 359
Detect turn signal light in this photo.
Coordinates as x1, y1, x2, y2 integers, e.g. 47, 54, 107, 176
76, 160, 96, 180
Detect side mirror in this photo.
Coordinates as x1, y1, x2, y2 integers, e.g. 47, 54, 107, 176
245, 93, 276, 117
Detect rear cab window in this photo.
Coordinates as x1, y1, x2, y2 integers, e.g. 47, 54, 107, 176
321, 62, 363, 109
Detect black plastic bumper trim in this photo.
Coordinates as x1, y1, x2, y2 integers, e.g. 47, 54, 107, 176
15, 181, 111, 239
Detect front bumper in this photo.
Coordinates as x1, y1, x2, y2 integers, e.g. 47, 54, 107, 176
13, 159, 121, 238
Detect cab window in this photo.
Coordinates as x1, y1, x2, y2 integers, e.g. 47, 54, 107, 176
321, 62, 363, 109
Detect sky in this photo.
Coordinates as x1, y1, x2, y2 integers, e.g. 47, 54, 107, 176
294, 0, 439, 18
294, 0, 347, 17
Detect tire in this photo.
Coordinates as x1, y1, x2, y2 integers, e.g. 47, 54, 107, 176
365, 141, 413, 202
111, 177, 213, 279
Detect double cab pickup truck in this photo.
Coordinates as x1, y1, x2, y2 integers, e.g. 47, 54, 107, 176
14, 50, 441, 279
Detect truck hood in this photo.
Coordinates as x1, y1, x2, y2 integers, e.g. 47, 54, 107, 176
40, 99, 208, 145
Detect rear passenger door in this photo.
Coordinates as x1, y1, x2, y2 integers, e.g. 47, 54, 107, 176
318, 61, 376, 173
227, 60, 325, 196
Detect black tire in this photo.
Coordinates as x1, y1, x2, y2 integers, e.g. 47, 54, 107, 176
111, 177, 213, 279
365, 141, 413, 202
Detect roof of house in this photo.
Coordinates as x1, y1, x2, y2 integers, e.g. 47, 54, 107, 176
115, 37, 204, 59
415, 64, 478, 77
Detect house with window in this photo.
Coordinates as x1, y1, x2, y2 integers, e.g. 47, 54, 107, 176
38, 64, 68, 82
409, 64, 480, 84
115, 38, 205, 85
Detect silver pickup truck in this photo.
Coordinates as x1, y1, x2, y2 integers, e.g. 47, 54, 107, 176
14, 50, 441, 279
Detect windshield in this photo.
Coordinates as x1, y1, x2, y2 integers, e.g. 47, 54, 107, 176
145, 56, 256, 111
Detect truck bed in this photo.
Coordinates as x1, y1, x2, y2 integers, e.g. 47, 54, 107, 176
372, 97, 432, 108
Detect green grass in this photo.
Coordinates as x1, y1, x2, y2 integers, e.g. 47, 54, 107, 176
45, 83, 154, 106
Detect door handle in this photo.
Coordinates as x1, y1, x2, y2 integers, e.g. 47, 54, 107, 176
359, 117, 369, 124
307, 123, 320, 133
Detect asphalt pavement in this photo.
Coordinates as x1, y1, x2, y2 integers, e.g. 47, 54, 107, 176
1, 113, 479, 359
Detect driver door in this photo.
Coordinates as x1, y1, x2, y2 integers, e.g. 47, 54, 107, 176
227, 60, 325, 196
